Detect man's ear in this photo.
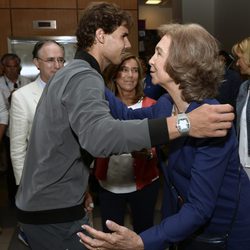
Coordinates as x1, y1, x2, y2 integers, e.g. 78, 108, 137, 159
95, 28, 105, 44
33, 58, 40, 70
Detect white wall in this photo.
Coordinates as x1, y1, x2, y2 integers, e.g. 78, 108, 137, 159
139, 5, 172, 30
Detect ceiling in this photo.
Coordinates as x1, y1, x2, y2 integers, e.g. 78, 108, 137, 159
138, 0, 172, 7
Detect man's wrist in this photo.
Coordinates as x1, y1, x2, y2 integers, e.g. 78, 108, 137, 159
176, 113, 190, 136
166, 116, 179, 140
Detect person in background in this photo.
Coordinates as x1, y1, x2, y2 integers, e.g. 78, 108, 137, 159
0, 53, 31, 206
0, 90, 8, 150
14, 3, 234, 250
0, 60, 3, 76
140, 56, 166, 100
232, 37, 250, 179
10, 40, 65, 185
95, 52, 160, 233
9, 40, 65, 246
0, 61, 6, 174
0, 89, 8, 235
217, 50, 243, 117
79, 23, 250, 250
219, 50, 236, 71
0, 53, 31, 105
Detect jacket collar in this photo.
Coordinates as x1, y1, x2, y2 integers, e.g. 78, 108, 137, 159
74, 50, 101, 75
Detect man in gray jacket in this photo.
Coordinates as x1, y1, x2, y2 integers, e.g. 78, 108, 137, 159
15, 2, 234, 250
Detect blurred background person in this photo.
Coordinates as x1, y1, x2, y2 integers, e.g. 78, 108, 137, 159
232, 37, 250, 179
10, 40, 65, 185
0, 53, 31, 207
0, 60, 3, 76
94, 52, 160, 234
9, 40, 65, 246
217, 50, 243, 119
0, 89, 8, 235
0, 90, 8, 172
140, 56, 166, 100
0, 53, 31, 105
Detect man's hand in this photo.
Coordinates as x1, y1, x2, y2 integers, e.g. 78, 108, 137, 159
188, 104, 234, 138
167, 104, 234, 140
78, 220, 144, 250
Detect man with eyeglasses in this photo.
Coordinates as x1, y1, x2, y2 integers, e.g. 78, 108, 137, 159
9, 40, 65, 246
10, 40, 65, 186
0, 53, 31, 104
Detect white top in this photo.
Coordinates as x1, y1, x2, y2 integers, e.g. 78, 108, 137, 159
239, 90, 250, 168
0, 75, 31, 106
0, 90, 8, 125
99, 100, 143, 193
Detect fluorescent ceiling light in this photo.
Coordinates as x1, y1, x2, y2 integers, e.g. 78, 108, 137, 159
146, 0, 162, 4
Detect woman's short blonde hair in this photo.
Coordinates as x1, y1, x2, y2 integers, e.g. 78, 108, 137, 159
158, 23, 224, 103
232, 37, 250, 66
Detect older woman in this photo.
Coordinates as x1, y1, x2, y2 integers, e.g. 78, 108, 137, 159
94, 52, 160, 234
79, 23, 250, 250
232, 37, 250, 179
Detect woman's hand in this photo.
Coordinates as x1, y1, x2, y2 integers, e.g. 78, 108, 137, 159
78, 220, 144, 250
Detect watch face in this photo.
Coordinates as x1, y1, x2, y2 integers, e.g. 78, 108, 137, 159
177, 113, 190, 135
179, 118, 189, 130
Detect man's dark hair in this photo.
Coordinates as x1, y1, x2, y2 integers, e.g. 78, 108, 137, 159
32, 40, 65, 59
1, 53, 21, 66
76, 2, 133, 51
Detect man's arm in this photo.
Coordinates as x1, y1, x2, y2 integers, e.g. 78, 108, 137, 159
9, 91, 29, 185
106, 89, 234, 140
167, 103, 234, 140
0, 90, 8, 142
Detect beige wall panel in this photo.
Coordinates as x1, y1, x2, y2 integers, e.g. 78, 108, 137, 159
128, 10, 138, 55
77, 0, 137, 10
12, 9, 77, 36
0, 0, 10, 8
0, 9, 11, 55
10, 0, 76, 8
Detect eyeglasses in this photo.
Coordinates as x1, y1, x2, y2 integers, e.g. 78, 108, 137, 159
37, 57, 65, 64
120, 66, 139, 74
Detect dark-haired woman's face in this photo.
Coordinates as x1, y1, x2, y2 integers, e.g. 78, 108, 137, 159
116, 58, 139, 94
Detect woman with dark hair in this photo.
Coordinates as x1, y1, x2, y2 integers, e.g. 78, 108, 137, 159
94, 52, 160, 234
79, 23, 250, 250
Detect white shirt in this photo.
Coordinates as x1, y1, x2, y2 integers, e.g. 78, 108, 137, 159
0, 75, 31, 105
99, 100, 143, 193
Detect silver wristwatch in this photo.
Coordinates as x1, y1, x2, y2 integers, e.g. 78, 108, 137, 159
176, 113, 190, 136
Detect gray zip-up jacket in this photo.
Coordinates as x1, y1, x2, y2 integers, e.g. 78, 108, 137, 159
16, 53, 168, 224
